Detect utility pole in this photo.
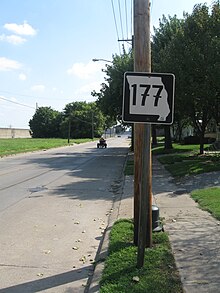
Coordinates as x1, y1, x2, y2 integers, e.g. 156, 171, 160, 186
133, 0, 152, 268
91, 112, 94, 139
68, 118, 71, 144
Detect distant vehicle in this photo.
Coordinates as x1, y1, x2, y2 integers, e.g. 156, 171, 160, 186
97, 138, 107, 148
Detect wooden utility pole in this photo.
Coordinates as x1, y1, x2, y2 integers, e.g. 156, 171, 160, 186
91, 112, 94, 139
133, 0, 152, 268
68, 118, 71, 144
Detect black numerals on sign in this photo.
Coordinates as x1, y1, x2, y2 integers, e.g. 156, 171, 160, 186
131, 84, 137, 105
140, 84, 150, 106
152, 85, 163, 106
131, 84, 163, 107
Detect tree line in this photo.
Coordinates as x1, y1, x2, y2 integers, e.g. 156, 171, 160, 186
29, 101, 105, 139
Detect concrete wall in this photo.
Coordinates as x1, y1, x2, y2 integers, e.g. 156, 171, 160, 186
0, 128, 31, 138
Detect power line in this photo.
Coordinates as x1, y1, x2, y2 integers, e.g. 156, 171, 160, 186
118, 0, 124, 44
71, 115, 92, 125
125, 0, 129, 39
130, 0, 133, 37
0, 90, 71, 101
0, 90, 39, 100
0, 96, 36, 110
111, 0, 121, 54
110, 0, 133, 53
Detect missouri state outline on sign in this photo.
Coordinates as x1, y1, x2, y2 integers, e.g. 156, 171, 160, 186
122, 72, 175, 124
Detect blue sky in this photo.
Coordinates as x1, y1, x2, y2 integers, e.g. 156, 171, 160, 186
0, 0, 213, 128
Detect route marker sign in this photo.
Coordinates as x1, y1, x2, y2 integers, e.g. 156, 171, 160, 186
122, 72, 175, 124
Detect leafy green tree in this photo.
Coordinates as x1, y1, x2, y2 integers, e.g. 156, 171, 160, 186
152, 2, 220, 153
152, 15, 185, 149
182, 3, 220, 153
60, 101, 105, 138
29, 106, 63, 138
211, 2, 220, 125
94, 49, 133, 124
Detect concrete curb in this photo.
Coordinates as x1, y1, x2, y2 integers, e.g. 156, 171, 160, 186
86, 152, 130, 292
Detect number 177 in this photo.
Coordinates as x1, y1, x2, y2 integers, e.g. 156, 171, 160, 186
131, 84, 163, 107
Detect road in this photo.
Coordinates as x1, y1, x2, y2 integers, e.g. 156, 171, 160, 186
0, 135, 130, 293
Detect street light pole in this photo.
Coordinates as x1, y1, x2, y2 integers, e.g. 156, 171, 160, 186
92, 58, 113, 63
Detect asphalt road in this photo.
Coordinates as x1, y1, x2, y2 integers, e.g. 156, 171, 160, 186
0, 135, 130, 293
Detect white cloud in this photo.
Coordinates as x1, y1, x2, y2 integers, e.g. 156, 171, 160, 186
0, 34, 26, 45
75, 81, 102, 95
6, 34, 26, 45
0, 57, 22, 71
67, 61, 103, 79
31, 84, 45, 92
19, 73, 27, 81
4, 21, 37, 36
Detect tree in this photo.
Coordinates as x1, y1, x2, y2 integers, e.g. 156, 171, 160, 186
60, 101, 105, 139
152, 15, 185, 149
152, 2, 220, 154
182, 3, 220, 154
211, 2, 220, 125
94, 49, 133, 124
29, 107, 62, 138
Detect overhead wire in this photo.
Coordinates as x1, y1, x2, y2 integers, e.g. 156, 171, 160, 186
123, 0, 133, 49
0, 96, 93, 126
0, 90, 40, 100
118, 0, 125, 46
111, 0, 121, 54
0, 96, 36, 110
130, 0, 133, 37
71, 115, 92, 125
110, 0, 134, 53
125, 0, 129, 39
0, 89, 71, 101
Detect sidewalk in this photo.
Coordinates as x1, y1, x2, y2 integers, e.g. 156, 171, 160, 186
89, 155, 220, 293
153, 156, 220, 293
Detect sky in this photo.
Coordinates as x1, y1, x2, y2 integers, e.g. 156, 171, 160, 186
0, 0, 213, 129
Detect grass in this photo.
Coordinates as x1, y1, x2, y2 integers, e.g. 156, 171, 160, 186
0, 138, 93, 157
158, 152, 220, 177
124, 143, 220, 178
100, 219, 183, 293
152, 142, 204, 156
191, 187, 220, 220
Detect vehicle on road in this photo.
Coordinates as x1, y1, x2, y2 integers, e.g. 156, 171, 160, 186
97, 138, 107, 148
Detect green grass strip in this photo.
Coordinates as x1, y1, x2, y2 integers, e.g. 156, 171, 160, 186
125, 143, 220, 178
152, 143, 205, 155
100, 219, 183, 293
0, 138, 93, 157
158, 152, 220, 177
191, 187, 220, 220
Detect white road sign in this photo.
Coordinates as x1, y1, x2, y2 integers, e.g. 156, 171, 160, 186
122, 72, 175, 124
